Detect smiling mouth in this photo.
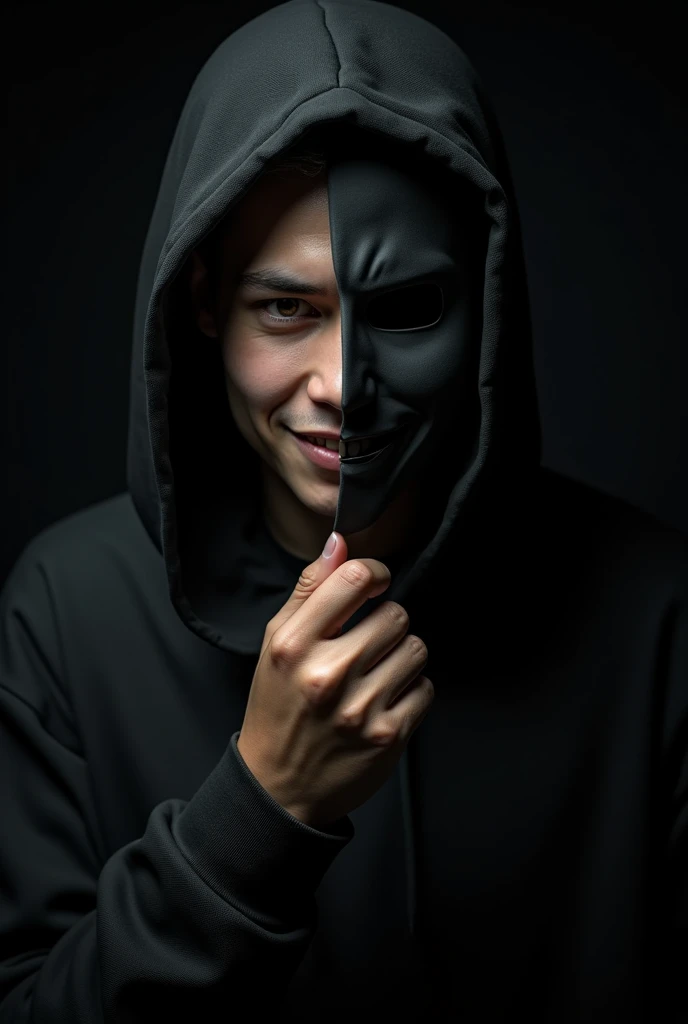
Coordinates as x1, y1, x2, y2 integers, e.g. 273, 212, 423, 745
297, 427, 403, 463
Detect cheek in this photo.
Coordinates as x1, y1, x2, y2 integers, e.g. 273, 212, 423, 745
223, 337, 300, 411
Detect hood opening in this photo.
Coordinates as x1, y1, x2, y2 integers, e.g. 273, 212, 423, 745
126, 0, 541, 655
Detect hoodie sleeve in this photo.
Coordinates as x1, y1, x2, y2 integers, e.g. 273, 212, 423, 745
0, 544, 354, 1023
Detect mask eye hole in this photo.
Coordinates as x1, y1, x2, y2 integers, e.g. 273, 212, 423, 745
365, 282, 444, 332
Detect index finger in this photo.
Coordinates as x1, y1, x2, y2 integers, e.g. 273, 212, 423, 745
280, 558, 392, 648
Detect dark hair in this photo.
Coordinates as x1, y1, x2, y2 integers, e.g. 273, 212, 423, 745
261, 136, 329, 178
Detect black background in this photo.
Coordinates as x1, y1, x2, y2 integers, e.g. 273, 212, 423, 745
5, 0, 686, 586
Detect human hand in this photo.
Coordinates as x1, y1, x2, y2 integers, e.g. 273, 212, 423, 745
237, 532, 433, 828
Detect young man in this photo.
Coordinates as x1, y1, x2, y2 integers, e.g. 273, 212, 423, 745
1, 2, 685, 1022
188, 147, 428, 565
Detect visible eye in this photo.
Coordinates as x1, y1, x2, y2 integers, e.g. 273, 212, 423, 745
365, 282, 444, 331
256, 297, 320, 324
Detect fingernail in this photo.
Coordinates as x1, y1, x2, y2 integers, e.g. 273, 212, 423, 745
322, 532, 337, 558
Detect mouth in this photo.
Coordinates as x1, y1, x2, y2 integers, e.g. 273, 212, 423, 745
296, 427, 403, 464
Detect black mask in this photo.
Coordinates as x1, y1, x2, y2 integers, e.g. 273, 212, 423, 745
328, 131, 480, 537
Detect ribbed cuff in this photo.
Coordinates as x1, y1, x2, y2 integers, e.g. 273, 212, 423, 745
174, 731, 354, 923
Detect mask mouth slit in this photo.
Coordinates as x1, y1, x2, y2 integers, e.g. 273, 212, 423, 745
340, 426, 405, 464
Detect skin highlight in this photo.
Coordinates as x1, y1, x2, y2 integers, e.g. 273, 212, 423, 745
189, 166, 421, 563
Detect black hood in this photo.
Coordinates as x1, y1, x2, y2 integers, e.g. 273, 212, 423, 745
126, 0, 542, 656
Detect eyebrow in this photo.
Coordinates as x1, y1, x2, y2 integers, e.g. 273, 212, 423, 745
236, 267, 331, 296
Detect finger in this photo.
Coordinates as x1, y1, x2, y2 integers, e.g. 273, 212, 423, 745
267, 532, 348, 637
282, 556, 392, 649
326, 600, 411, 677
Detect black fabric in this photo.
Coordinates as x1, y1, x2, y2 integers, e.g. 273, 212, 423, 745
1, 2, 686, 1022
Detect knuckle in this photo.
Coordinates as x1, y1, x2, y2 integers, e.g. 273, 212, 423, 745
340, 560, 374, 589
293, 565, 318, 595
335, 702, 366, 732
300, 663, 338, 705
270, 628, 303, 665
406, 634, 428, 660
367, 725, 398, 749
384, 601, 409, 630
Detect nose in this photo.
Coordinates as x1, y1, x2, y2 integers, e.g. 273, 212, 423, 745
305, 314, 342, 412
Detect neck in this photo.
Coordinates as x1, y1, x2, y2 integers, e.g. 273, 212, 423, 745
261, 462, 422, 562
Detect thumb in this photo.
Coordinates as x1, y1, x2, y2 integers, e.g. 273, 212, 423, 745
268, 531, 348, 635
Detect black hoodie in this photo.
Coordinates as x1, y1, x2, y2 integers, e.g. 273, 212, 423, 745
1, 2, 686, 1021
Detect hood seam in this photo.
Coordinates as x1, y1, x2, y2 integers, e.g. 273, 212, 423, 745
315, 0, 343, 87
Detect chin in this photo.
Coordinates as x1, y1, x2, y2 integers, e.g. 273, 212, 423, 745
295, 481, 339, 520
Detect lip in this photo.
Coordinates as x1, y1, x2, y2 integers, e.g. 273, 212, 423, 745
290, 430, 341, 472
293, 430, 341, 441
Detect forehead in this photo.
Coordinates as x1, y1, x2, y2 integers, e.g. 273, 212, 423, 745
231, 169, 331, 255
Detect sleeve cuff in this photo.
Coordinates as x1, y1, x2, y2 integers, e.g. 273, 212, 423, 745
174, 730, 354, 922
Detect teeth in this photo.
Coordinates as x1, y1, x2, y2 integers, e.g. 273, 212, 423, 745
340, 437, 375, 458
305, 435, 377, 457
